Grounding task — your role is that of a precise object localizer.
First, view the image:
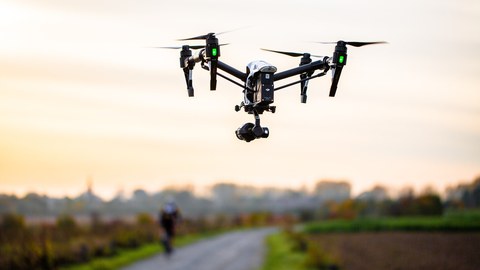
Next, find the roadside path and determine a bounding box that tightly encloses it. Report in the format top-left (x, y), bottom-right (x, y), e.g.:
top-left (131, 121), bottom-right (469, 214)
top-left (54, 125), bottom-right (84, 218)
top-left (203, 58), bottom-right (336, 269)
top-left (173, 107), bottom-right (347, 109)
top-left (121, 228), bottom-right (276, 270)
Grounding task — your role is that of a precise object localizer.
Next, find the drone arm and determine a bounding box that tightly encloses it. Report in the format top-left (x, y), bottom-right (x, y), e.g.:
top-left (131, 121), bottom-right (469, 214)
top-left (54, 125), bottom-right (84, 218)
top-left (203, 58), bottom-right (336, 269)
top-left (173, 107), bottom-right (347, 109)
top-left (183, 49), bottom-right (205, 67)
top-left (217, 60), bottom-right (247, 82)
top-left (217, 72), bottom-right (246, 89)
top-left (183, 50), bottom-right (246, 82)
top-left (275, 70), bottom-right (328, 91)
top-left (273, 58), bottom-right (329, 81)
top-left (182, 50), bottom-right (246, 89)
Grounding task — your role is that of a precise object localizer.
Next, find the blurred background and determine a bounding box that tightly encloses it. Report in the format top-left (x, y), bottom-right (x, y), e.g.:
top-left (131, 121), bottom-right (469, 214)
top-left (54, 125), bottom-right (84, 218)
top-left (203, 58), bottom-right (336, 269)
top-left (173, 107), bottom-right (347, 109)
top-left (0, 0), bottom-right (479, 269)
top-left (1, 0), bottom-right (479, 197)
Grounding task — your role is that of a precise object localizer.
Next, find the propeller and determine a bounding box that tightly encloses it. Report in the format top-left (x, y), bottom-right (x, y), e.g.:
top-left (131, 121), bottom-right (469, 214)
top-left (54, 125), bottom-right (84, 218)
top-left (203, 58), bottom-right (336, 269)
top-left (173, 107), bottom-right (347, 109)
top-left (319, 40), bottom-right (386, 96)
top-left (173, 35), bottom-right (233, 91)
top-left (177, 27), bottom-right (248, 41)
top-left (178, 33), bottom-right (215, 41)
top-left (261, 48), bottom-right (325, 58)
top-left (316, 41), bottom-right (387, 47)
top-left (151, 44), bottom-right (229, 50)
top-left (152, 45), bottom-right (205, 50)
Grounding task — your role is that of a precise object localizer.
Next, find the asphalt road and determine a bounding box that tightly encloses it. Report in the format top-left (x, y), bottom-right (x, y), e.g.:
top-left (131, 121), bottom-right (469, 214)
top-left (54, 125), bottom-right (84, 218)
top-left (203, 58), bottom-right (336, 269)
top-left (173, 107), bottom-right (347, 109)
top-left (121, 228), bottom-right (276, 270)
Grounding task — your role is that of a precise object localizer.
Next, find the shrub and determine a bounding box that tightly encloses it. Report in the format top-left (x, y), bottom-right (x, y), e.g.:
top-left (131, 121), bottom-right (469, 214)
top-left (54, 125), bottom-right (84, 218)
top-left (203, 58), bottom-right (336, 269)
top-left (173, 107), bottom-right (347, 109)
top-left (1, 213), bottom-right (25, 232)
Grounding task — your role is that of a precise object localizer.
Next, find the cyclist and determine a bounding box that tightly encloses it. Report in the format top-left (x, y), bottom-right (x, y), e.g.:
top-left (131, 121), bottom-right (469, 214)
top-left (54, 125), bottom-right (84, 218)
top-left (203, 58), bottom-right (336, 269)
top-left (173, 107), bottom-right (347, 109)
top-left (159, 198), bottom-right (181, 255)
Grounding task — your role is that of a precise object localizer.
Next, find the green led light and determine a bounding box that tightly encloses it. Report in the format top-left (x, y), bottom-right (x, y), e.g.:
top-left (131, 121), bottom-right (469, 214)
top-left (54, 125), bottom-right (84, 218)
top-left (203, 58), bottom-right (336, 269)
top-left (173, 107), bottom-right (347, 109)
top-left (212, 48), bottom-right (217, 57)
top-left (339, 55), bottom-right (345, 64)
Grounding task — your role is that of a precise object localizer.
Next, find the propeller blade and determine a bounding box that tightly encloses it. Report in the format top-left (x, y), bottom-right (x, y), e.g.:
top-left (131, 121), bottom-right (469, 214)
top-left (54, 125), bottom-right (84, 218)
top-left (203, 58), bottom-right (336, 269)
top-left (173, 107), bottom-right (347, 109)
top-left (178, 27), bottom-right (250, 41)
top-left (316, 42), bottom-right (337, 45)
top-left (152, 45), bottom-right (205, 50)
top-left (151, 44), bottom-right (229, 50)
top-left (344, 41), bottom-right (388, 47)
top-left (178, 34), bottom-right (211, 41)
top-left (262, 48), bottom-right (304, 57)
top-left (316, 41), bottom-right (387, 47)
top-left (216, 26), bottom-right (251, 36)
top-left (261, 48), bottom-right (325, 58)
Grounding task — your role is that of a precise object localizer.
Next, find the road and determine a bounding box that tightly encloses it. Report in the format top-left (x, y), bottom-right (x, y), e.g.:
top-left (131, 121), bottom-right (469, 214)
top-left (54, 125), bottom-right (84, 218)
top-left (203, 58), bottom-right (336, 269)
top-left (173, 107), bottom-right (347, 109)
top-left (121, 228), bottom-right (276, 270)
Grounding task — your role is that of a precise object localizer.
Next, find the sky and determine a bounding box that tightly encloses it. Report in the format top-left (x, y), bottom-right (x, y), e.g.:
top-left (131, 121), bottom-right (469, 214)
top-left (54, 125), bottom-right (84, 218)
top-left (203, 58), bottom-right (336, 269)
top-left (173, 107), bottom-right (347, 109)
top-left (0, 0), bottom-right (479, 198)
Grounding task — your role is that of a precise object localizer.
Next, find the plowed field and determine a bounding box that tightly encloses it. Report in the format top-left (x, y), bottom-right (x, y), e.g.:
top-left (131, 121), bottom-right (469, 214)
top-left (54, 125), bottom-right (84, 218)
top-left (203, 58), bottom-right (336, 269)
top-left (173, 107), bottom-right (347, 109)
top-left (310, 232), bottom-right (480, 270)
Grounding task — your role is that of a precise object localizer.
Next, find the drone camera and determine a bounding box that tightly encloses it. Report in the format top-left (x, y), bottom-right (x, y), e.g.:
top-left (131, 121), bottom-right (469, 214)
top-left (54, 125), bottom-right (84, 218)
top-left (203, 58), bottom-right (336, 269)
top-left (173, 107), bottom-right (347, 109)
top-left (235, 123), bottom-right (255, 142)
top-left (261, 127), bottom-right (269, 138)
top-left (235, 123), bottom-right (269, 142)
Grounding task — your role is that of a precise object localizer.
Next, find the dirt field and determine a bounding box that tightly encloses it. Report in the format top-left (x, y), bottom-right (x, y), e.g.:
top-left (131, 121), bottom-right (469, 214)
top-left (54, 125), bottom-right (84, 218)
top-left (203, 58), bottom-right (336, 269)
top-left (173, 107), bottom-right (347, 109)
top-left (310, 232), bottom-right (480, 270)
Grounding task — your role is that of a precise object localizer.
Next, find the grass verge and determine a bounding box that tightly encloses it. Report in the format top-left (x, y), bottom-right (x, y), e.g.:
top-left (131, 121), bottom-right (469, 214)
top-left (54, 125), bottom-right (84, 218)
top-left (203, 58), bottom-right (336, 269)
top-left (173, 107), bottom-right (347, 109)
top-left (260, 232), bottom-right (308, 270)
top-left (61, 232), bottom-right (220, 270)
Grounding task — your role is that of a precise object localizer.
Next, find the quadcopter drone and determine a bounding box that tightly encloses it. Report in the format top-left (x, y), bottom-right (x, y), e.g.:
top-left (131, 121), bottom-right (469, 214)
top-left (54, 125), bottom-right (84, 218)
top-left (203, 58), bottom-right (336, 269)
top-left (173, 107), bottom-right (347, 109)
top-left (161, 32), bottom-right (385, 142)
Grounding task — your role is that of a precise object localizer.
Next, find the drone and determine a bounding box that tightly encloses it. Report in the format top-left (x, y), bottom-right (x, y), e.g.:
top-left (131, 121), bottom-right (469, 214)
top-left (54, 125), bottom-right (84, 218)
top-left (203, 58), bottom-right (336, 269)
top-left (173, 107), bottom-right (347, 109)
top-left (160, 32), bottom-right (386, 142)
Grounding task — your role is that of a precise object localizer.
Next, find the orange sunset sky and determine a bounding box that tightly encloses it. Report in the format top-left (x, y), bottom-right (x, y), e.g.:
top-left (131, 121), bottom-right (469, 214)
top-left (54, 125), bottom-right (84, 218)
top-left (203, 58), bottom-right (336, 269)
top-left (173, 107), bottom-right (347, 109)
top-left (1, 0), bottom-right (479, 198)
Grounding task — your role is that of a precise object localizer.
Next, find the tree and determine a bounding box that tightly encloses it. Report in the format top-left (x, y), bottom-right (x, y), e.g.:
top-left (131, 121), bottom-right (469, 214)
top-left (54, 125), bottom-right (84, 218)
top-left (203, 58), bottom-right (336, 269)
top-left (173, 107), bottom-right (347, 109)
top-left (1, 213), bottom-right (25, 235)
top-left (56, 214), bottom-right (78, 234)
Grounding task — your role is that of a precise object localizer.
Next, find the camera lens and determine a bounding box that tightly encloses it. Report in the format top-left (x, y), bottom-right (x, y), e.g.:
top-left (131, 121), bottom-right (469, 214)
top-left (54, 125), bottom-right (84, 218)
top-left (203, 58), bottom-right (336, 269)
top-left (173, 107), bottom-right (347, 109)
top-left (262, 127), bottom-right (269, 138)
top-left (235, 123), bottom-right (256, 142)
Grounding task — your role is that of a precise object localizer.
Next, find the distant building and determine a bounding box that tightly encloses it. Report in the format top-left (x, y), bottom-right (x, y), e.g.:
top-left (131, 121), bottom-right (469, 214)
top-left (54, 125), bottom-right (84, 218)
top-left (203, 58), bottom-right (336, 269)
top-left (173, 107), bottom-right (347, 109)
top-left (314, 180), bottom-right (351, 202)
top-left (76, 177), bottom-right (103, 211)
top-left (357, 186), bottom-right (389, 201)
top-left (212, 183), bottom-right (238, 206)
top-left (446, 176), bottom-right (480, 208)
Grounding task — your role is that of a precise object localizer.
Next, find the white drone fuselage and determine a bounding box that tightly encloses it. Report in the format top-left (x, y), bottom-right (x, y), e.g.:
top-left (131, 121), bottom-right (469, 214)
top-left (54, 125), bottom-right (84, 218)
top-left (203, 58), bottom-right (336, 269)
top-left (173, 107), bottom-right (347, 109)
top-left (244, 60), bottom-right (277, 106)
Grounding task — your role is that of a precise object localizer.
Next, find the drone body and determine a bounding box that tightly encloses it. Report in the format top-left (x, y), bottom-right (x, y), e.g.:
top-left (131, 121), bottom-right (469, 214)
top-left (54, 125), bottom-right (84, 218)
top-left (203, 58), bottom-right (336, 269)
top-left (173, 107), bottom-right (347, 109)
top-left (166, 33), bottom-right (385, 142)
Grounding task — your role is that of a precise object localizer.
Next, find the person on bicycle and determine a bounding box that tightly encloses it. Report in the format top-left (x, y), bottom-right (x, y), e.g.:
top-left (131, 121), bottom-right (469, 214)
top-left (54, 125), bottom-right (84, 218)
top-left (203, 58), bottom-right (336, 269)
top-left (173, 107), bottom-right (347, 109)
top-left (159, 197), bottom-right (181, 254)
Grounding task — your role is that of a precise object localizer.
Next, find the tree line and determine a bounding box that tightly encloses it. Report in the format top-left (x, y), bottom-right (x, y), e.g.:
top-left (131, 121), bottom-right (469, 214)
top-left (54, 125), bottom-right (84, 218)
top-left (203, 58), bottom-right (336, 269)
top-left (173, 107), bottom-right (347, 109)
top-left (1, 176), bottom-right (479, 221)
top-left (1, 176), bottom-right (479, 269)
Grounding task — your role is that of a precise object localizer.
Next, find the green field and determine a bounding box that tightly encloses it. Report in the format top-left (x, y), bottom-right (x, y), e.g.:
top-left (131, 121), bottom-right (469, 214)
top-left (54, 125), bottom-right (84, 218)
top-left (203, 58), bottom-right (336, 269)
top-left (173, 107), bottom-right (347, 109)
top-left (261, 211), bottom-right (480, 270)
top-left (303, 213), bottom-right (480, 233)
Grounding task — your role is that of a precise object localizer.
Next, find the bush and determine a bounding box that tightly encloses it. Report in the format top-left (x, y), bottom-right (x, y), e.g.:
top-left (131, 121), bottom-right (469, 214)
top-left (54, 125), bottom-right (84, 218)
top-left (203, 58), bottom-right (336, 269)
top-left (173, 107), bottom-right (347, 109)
top-left (304, 243), bottom-right (340, 270)
top-left (1, 213), bottom-right (25, 232)
top-left (57, 215), bottom-right (78, 232)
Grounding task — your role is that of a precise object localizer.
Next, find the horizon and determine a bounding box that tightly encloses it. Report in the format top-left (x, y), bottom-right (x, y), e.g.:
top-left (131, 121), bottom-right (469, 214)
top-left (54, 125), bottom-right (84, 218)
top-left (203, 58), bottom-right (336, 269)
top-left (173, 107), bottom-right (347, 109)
top-left (2, 174), bottom-right (478, 201)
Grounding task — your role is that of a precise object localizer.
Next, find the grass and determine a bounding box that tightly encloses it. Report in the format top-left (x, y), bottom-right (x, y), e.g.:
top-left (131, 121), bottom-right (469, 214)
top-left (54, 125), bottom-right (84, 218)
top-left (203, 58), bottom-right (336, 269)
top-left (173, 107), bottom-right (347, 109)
top-left (261, 212), bottom-right (480, 270)
top-left (61, 232), bottom-right (221, 270)
top-left (62, 244), bottom-right (161, 270)
top-left (303, 212), bottom-right (480, 233)
top-left (443, 208), bottom-right (480, 220)
top-left (259, 232), bottom-right (308, 270)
